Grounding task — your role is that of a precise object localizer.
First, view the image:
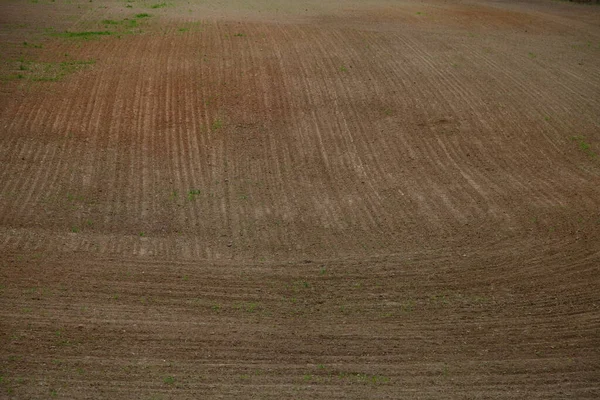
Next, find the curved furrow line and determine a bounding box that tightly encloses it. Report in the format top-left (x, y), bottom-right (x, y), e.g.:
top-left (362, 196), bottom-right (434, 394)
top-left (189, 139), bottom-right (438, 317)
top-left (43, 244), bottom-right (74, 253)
top-left (315, 27), bottom-right (396, 231)
top-left (353, 33), bottom-right (480, 235)
top-left (164, 32), bottom-right (191, 240)
top-left (59, 38), bottom-right (127, 243)
top-left (464, 42), bottom-right (595, 137)
top-left (199, 21), bottom-right (228, 250)
top-left (8, 143), bottom-right (53, 225)
top-left (466, 66), bottom-right (595, 176)
top-left (528, 54), bottom-right (600, 112)
top-left (0, 90), bottom-right (37, 139)
top-left (392, 32), bottom-right (588, 228)
top-left (184, 30), bottom-right (211, 256)
top-left (236, 22), bottom-right (285, 254)
top-left (76, 38), bottom-right (131, 228)
top-left (131, 36), bottom-right (167, 253)
top-left (185, 39), bottom-right (208, 241)
top-left (0, 99), bottom-right (51, 214)
top-left (163, 34), bottom-right (201, 257)
top-left (327, 29), bottom-right (399, 174)
top-left (266, 22), bottom-right (320, 223)
top-left (4, 48), bottom-right (106, 229)
top-left (298, 27), bottom-right (373, 234)
top-left (180, 30), bottom-right (209, 260)
top-left (237, 23), bottom-right (276, 251)
top-left (102, 40), bottom-right (150, 246)
top-left (250, 22), bottom-right (300, 253)
top-left (372, 33), bottom-right (482, 231)
top-left (211, 20), bottom-right (237, 258)
top-left (225, 22), bottom-right (260, 256)
top-left (266, 24), bottom-right (339, 236)
top-left (136, 56), bottom-right (157, 234)
top-left (347, 29), bottom-right (430, 202)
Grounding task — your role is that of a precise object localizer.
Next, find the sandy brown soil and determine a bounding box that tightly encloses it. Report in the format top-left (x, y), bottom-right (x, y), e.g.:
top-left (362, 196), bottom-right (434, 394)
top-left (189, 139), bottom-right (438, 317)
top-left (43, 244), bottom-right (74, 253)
top-left (1, 0), bottom-right (599, 398)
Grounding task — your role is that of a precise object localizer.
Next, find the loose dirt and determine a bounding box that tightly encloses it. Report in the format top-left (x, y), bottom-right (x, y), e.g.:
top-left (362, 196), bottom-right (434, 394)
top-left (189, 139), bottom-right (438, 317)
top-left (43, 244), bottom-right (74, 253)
top-left (1, 0), bottom-right (599, 398)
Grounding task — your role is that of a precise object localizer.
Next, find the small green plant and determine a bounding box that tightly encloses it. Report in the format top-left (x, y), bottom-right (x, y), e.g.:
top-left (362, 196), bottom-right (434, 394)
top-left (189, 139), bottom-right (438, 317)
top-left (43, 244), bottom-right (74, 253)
top-left (102, 19), bottom-right (119, 25)
top-left (570, 135), bottom-right (597, 158)
top-left (339, 65), bottom-right (348, 72)
top-left (123, 19), bottom-right (138, 28)
top-left (401, 300), bottom-right (415, 312)
top-left (211, 303), bottom-right (221, 312)
top-left (442, 364), bottom-right (450, 377)
top-left (188, 189), bottom-right (201, 200)
top-left (163, 376), bottom-right (175, 385)
top-left (71, 226), bottom-right (79, 233)
top-left (430, 294), bottom-right (448, 306)
top-left (139, 232), bottom-right (145, 237)
top-left (212, 118), bottom-right (223, 130)
top-left (23, 42), bottom-right (43, 48)
top-left (151, 2), bottom-right (167, 9)
top-left (528, 52), bottom-right (537, 58)
top-left (233, 33), bottom-right (246, 37)
top-left (135, 13), bottom-right (151, 18)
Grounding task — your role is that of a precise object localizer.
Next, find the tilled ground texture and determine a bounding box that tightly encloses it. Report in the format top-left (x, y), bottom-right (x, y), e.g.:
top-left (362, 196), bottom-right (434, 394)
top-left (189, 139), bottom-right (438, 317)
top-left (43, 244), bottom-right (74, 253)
top-left (0, 0), bottom-right (599, 398)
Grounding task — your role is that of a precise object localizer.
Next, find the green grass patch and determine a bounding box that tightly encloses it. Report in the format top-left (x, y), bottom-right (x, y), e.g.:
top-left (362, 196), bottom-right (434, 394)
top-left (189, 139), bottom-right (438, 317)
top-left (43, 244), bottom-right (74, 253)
top-left (53, 31), bottom-right (114, 39)
top-left (2, 59), bottom-right (96, 82)
top-left (135, 13), bottom-right (151, 18)
top-left (150, 2), bottom-right (167, 8)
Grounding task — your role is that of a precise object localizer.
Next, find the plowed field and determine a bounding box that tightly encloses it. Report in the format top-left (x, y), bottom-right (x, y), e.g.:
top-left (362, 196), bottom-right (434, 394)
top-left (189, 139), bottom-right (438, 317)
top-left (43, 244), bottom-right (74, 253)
top-left (1, 0), bottom-right (599, 398)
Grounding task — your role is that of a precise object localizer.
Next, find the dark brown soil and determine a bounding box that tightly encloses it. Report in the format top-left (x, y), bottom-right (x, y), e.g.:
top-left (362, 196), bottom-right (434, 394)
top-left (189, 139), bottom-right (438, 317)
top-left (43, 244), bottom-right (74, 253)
top-left (1, 0), bottom-right (599, 398)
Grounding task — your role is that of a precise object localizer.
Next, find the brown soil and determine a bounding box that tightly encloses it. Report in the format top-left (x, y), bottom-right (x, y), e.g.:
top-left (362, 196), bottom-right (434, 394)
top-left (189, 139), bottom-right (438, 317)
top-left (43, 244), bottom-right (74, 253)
top-left (1, 0), bottom-right (599, 398)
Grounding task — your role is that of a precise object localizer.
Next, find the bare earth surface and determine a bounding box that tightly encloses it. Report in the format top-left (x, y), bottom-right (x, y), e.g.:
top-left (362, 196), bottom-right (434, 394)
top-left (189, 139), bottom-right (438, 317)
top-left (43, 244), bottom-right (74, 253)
top-left (0, 0), bottom-right (599, 398)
